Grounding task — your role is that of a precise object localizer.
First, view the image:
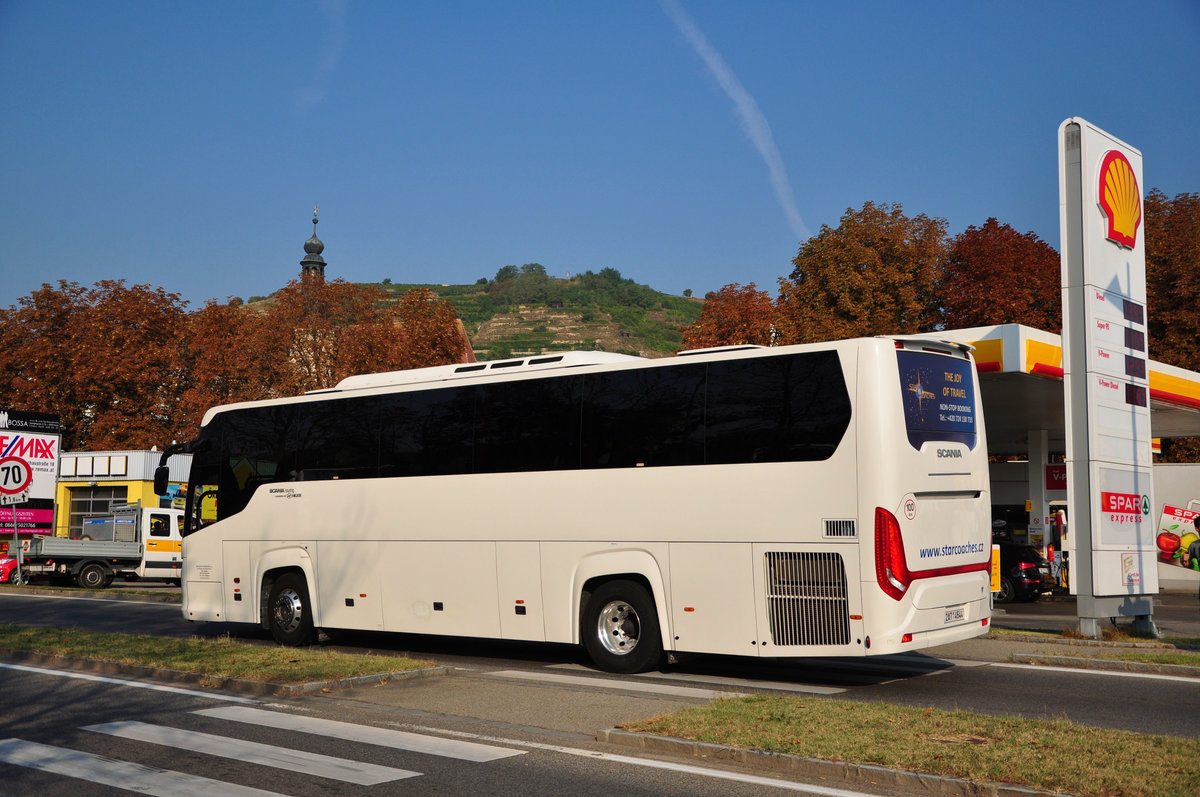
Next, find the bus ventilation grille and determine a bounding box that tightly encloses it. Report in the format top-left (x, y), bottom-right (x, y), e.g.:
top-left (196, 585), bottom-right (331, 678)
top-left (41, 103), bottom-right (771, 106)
top-left (765, 552), bottom-right (851, 646)
top-left (823, 519), bottom-right (856, 538)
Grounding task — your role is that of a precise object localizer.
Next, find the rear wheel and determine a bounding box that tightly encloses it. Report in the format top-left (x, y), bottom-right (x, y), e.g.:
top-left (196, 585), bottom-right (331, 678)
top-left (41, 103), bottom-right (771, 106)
top-left (77, 562), bottom-right (108, 589)
top-left (267, 573), bottom-right (316, 646)
top-left (582, 580), bottom-right (663, 674)
top-left (996, 575), bottom-right (1015, 604)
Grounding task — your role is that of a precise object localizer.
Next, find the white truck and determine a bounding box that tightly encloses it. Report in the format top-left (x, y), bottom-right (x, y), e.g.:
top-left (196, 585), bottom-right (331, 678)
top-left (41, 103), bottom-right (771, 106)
top-left (21, 503), bottom-right (183, 588)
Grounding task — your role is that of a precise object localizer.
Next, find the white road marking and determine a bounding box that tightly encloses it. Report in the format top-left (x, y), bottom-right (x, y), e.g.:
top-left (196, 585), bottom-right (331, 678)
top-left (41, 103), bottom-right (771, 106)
top-left (636, 670), bottom-right (846, 695)
top-left (84, 721), bottom-right (419, 785)
top-left (194, 705), bottom-right (523, 762)
top-left (993, 661), bottom-right (1200, 684)
top-left (0, 738), bottom-right (282, 797)
top-left (488, 668), bottom-right (742, 699)
top-left (0, 662), bottom-right (257, 703)
top-left (0, 592), bottom-right (175, 606)
top-left (396, 725), bottom-right (881, 797)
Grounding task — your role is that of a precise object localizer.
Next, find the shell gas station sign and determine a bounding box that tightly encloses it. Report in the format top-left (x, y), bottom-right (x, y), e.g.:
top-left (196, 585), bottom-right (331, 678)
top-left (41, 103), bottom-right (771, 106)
top-left (1059, 118), bottom-right (1157, 630)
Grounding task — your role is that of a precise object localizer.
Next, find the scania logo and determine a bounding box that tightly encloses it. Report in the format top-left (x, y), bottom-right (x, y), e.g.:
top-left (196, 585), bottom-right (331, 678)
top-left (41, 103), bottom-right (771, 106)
top-left (936, 449), bottom-right (963, 459)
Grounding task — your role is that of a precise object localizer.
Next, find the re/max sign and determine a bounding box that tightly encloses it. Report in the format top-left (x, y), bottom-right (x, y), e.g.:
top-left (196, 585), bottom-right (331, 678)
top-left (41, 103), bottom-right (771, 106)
top-left (0, 435), bottom-right (56, 460)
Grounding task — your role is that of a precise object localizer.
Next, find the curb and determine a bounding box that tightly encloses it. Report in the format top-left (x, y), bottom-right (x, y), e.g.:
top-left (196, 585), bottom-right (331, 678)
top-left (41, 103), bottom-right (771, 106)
top-left (0, 648), bottom-right (450, 696)
top-left (1011, 653), bottom-right (1200, 678)
top-left (601, 730), bottom-right (1059, 797)
top-left (0, 584), bottom-right (181, 604)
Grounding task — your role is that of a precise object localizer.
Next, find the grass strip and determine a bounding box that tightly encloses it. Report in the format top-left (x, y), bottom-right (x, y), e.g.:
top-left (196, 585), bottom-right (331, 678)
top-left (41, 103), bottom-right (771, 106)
top-left (624, 695), bottom-right (1198, 797)
top-left (0, 624), bottom-right (433, 684)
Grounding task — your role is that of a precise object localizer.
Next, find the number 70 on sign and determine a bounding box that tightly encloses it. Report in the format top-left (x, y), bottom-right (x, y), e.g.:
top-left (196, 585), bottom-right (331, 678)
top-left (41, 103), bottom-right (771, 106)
top-left (0, 456), bottom-right (33, 497)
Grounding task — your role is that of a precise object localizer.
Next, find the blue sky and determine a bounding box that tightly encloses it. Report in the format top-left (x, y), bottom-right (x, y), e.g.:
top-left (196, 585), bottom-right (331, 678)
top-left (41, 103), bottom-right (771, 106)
top-left (2, 1), bottom-right (1198, 310)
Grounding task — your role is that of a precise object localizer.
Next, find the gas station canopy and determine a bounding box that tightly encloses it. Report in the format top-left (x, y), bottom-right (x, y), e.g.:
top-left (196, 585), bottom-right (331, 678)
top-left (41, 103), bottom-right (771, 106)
top-left (923, 324), bottom-right (1200, 457)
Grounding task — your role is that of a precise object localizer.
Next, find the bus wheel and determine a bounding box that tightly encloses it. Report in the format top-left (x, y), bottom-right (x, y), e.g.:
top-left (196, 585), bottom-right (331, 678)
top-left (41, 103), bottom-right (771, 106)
top-left (582, 580), bottom-right (662, 674)
top-left (77, 563), bottom-right (108, 589)
top-left (268, 573), bottom-right (316, 646)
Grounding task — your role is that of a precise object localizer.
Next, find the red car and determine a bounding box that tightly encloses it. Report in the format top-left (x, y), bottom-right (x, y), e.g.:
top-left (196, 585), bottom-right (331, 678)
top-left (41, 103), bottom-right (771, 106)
top-left (0, 557), bottom-right (26, 585)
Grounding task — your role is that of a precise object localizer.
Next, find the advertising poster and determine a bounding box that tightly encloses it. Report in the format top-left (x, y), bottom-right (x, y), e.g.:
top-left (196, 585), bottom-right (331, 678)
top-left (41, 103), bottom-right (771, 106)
top-left (1157, 503), bottom-right (1200, 569)
top-left (0, 410), bottom-right (62, 536)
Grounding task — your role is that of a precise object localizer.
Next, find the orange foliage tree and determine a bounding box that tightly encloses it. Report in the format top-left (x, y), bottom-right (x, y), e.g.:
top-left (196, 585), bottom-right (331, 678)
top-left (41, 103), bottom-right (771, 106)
top-left (0, 280), bottom-right (188, 450)
top-left (939, 218), bottom-right (1062, 333)
top-left (776, 201), bottom-right (946, 344)
top-left (0, 278), bottom-right (469, 450)
top-left (1145, 188), bottom-right (1200, 462)
top-left (680, 283), bottom-right (776, 349)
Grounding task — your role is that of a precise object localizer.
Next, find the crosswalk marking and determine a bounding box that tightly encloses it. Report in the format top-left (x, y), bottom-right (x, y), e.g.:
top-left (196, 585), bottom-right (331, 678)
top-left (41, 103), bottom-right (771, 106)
top-left (194, 705), bottom-right (524, 762)
top-left (83, 721), bottom-right (419, 785)
top-left (0, 738), bottom-right (284, 797)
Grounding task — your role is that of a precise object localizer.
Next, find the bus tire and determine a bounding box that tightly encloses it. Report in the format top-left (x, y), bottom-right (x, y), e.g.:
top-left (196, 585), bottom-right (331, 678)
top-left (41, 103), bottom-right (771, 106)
top-left (582, 579), bottom-right (662, 674)
top-left (77, 563), bottom-right (108, 589)
top-left (267, 573), bottom-right (316, 646)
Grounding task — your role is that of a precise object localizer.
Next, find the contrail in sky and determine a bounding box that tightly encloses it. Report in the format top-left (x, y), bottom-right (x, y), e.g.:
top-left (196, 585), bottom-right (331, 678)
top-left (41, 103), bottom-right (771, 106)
top-left (294, 0), bottom-right (349, 111)
top-left (659, 0), bottom-right (810, 242)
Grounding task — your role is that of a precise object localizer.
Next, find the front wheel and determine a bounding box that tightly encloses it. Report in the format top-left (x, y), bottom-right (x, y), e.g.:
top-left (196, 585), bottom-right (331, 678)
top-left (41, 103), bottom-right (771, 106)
top-left (267, 573), bottom-right (317, 646)
top-left (582, 580), bottom-right (663, 674)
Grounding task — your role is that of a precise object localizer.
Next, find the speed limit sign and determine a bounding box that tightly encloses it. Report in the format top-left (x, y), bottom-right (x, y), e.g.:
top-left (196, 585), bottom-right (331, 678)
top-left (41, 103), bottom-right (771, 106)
top-left (0, 456), bottom-right (33, 496)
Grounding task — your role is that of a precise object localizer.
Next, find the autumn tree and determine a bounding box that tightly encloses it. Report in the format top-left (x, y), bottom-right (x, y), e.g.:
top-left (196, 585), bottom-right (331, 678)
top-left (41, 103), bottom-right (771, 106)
top-left (680, 283), bottom-right (776, 349)
top-left (0, 280), bottom-right (188, 450)
top-left (174, 297), bottom-right (283, 431)
top-left (776, 201), bottom-right (946, 344)
top-left (172, 281), bottom-right (469, 439)
top-left (939, 218), bottom-right (1062, 333)
top-left (253, 278), bottom-right (411, 396)
top-left (1145, 188), bottom-right (1200, 462)
top-left (389, 288), bottom-right (473, 369)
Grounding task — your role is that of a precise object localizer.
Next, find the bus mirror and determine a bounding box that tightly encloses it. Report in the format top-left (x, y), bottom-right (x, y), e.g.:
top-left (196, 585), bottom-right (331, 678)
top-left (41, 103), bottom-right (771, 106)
top-left (153, 465), bottom-right (170, 497)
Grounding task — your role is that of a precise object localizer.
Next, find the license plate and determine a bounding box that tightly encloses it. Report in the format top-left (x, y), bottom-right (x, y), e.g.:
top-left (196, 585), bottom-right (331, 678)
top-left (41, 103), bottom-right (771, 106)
top-left (945, 606), bottom-right (965, 623)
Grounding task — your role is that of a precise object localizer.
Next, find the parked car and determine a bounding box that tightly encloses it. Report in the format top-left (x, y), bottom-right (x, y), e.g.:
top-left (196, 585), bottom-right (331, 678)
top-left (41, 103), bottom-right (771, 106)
top-left (0, 557), bottom-right (24, 585)
top-left (994, 542), bottom-right (1054, 603)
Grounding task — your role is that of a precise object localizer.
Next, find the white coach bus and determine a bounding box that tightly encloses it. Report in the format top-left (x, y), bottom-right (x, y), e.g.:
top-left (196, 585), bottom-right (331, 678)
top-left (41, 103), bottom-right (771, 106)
top-left (156, 336), bottom-right (992, 673)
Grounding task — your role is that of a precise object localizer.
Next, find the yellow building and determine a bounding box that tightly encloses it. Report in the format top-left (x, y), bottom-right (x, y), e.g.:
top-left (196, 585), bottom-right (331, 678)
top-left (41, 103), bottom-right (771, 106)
top-left (55, 450), bottom-right (191, 539)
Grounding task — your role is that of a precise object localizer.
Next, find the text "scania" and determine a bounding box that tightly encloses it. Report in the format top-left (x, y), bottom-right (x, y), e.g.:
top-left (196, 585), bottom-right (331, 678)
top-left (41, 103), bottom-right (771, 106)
top-left (936, 449), bottom-right (963, 458)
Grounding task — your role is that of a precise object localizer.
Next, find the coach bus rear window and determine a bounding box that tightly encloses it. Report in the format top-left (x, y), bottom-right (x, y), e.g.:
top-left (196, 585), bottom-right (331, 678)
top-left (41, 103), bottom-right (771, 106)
top-left (897, 350), bottom-right (977, 450)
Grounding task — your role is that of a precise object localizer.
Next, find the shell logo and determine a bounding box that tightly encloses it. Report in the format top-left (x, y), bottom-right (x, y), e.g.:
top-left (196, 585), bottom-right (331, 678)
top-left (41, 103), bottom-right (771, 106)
top-left (1097, 150), bottom-right (1141, 249)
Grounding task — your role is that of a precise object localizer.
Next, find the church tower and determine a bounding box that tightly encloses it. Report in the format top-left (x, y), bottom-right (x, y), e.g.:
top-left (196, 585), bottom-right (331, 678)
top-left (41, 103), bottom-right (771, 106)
top-left (300, 205), bottom-right (327, 282)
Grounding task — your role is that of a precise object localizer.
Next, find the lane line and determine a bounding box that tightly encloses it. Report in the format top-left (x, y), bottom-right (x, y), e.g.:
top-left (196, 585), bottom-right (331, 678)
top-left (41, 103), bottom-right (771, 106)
top-left (488, 669), bottom-right (741, 699)
top-left (0, 738), bottom-right (282, 797)
top-left (992, 661), bottom-right (1200, 684)
top-left (395, 724), bottom-right (878, 797)
top-left (548, 662), bottom-right (848, 694)
top-left (84, 721), bottom-right (419, 785)
top-left (0, 592), bottom-right (178, 606)
top-left (194, 706), bottom-right (523, 762)
top-left (0, 662), bottom-right (257, 703)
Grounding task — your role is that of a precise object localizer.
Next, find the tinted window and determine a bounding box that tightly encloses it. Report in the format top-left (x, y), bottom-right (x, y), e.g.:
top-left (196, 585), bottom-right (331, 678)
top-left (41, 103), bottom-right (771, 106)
top-left (897, 350), bottom-right (977, 449)
top-left (294, 395), bottom-right (382, 481)
top-left (582, 364), bottom-right (705, 468)
top-left (194, 350), bottom-right (854, 530)
top-left (476, 377), bottom-right (581, 472)
top-left (378, 387), bottom-right (475, 477)
top-left (705, 352), bottom-right (850, 463)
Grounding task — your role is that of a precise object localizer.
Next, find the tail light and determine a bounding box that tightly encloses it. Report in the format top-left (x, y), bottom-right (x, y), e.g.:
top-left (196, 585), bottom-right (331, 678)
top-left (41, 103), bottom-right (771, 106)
top-left (875, 507), bottom-right (910, 600)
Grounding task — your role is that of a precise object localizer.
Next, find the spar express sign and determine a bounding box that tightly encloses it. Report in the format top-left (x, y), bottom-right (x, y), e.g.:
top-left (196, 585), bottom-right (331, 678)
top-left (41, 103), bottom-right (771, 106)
top-left (1100, 490), bottom-right (1150, 525)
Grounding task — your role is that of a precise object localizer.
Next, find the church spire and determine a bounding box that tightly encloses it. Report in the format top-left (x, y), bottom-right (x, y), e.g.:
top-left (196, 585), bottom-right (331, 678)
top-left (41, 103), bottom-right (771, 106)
top-left (300, 204), bottom-right (326, 281)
